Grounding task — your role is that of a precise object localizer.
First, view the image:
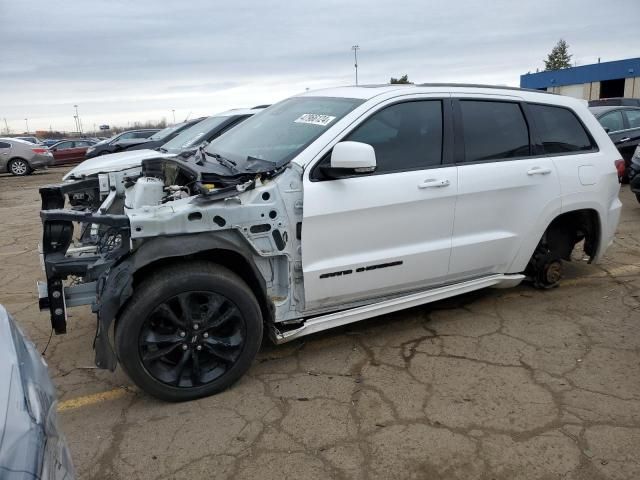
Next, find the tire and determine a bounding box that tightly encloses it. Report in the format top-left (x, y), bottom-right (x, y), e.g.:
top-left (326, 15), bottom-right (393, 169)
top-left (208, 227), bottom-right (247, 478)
top-left (115, 262), bottom-right (263, 402)
top-left (8, 158), bottom-right (31, 176)
top-left (636, 193), bottom-right (640, 204)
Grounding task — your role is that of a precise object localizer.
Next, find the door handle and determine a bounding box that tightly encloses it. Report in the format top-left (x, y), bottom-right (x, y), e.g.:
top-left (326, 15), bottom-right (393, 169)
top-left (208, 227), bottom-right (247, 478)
top-left (527, 167), bottom-right (552, 176)
top-left (418, 178), bottom-right (450, 188)
top-left (616, 137), bottom-right (631, 143)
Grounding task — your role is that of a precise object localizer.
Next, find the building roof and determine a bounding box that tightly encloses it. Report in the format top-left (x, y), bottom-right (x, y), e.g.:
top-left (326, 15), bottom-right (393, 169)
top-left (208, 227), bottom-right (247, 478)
top-left (520, 57), bottom-right (640, 89)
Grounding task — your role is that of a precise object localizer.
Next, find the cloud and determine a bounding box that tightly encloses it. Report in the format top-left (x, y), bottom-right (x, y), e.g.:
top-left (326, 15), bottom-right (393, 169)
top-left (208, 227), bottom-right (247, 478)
top-left (1, 0), bottom-right (638, 132)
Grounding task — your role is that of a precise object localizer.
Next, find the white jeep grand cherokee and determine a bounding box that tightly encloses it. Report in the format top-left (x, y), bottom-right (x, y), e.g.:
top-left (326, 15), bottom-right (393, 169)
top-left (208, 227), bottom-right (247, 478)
top-left (38, 84), bottom-right (621, 401)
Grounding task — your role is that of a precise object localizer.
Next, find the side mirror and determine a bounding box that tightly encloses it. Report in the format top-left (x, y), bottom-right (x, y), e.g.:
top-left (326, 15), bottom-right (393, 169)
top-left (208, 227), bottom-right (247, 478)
top-left (51, 147), bottom-right (57, 152)
top-left (321, 141), bottom-right (376, 179)
top-left (603, 127), bottom-right (611, 133)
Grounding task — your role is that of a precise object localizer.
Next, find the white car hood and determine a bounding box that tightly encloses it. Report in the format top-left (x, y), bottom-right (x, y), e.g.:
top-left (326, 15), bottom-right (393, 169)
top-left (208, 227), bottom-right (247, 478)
top-left (63, 149), bottom-right (173, 180)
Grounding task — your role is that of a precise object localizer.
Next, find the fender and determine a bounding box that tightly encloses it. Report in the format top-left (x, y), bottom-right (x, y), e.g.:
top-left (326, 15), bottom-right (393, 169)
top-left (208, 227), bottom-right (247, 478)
top-left (94, 230), bottom-right (270, 370)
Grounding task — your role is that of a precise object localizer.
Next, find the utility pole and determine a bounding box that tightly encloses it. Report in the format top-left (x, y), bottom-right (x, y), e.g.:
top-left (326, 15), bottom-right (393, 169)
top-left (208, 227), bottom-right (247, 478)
top-left (24, 118), bottom-right (29, 134)
top-left (172, 109), bottom-right (176, 124)
top-left (74, 105), bottom-right (83, 134)
top-left (3, 118), bottom-right (9, 135)
top-left (351, 45), bottom-right (360, 86)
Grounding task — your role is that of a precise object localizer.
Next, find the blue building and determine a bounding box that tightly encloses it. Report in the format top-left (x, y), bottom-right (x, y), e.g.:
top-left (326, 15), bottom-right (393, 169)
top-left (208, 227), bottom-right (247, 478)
top-left (520, 57), bottom-right (640, 100)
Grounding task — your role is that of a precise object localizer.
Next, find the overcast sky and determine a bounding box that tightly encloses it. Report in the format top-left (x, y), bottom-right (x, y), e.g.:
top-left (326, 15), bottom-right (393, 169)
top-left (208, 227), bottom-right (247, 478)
top-left (1, 0), bottom-right (639, 134)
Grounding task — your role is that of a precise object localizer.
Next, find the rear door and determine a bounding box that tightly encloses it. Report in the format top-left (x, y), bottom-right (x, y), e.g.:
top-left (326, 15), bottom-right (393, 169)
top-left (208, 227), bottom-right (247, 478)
top-left (619, 109), bottom-right (640, 162)
top-left (447, 97), bottom-right (562, 280)
top-left (302, 96), bottom-right (458, 310)
top-left (598, 109), bottom-right (633, 162)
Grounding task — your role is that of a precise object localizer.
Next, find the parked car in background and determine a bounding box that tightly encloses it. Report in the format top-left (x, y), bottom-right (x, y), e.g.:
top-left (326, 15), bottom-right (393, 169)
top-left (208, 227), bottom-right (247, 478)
top-left (62, 107), bottom-right (264, 183)
top-left (15, 136), bottom-right (42, 144)
top-left (628, 145), bottom-right (640, 203)
top-left (589, 105), bottom-right (640, 181)
top-left (589, 98), bottom-right (640, 107)
top-left (38, 85), bottom-right (621, 401)
top-left (0, 137), bottom-right (53, 175)
top-left (49, 139), bottom-right (97, 165)
top-left (123, 119), bottom-right (205, 152)
top-left (84, 129), bottom-right (159, 159)
top-left (42, 139), bottom-right (62, 148)
top-left (0, 304), bottom-right (75, 479)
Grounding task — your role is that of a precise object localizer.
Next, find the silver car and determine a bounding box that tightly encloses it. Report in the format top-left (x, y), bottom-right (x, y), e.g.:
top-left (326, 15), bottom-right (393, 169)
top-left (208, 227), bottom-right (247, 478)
top-left (0, 137), bottom-right (54, 176)
top-left (0, 304), bottom-right (75, 479)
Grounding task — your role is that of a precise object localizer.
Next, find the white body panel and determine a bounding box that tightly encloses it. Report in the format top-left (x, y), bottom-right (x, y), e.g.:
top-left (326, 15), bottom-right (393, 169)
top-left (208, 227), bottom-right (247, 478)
top-left (449, 157), bottom-right (561, 278)
top-left (302, 167), bottom-right (458, 310)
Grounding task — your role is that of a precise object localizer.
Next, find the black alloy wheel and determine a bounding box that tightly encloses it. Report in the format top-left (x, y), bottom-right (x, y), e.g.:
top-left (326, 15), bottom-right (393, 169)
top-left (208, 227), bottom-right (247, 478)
top-left (115, 263), bottom-right (263, 401)
top-left (139, 291), bottom-right (246, 388)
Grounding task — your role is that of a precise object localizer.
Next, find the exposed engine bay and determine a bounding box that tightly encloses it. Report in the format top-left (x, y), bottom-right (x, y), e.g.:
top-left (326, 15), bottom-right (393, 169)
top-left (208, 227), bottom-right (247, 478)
top-left (38, 153), bottom-right (305, 369)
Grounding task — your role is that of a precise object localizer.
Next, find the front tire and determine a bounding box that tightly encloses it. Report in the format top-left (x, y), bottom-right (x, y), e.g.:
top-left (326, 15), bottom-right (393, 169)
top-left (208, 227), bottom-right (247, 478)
top-left (115, 262), bottom-right (263, 402)
top-left (8, 158), bottom-right (31, 176)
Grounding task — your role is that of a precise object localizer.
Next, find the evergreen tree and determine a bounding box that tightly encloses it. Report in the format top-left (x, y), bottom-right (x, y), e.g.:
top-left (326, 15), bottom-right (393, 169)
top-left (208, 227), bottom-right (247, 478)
top-left (390, 74), bottom-right (412, 84)
top-left (544, 39), bottom-right (572, 71)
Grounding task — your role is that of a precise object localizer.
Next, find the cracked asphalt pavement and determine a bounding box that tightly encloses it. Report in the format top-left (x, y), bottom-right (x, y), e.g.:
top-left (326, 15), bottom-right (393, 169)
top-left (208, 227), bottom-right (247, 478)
top-left (1, 167), bottom-right (639, 479)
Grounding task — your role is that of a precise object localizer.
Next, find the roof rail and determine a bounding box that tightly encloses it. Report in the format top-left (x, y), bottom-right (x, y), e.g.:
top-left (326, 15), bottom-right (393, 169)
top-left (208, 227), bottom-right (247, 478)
top-left (415, 83), bottom-right (554, 94)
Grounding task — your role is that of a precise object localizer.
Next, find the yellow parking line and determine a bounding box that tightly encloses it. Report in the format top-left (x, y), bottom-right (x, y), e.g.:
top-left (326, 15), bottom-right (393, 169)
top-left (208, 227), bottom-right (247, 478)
top-left (57, 387), bottom-right (129, 412)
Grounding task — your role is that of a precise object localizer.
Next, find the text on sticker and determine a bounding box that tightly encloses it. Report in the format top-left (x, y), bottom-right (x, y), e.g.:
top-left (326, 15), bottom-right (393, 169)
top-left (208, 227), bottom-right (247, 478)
top-left (294, 114), bottom-right (336, 127)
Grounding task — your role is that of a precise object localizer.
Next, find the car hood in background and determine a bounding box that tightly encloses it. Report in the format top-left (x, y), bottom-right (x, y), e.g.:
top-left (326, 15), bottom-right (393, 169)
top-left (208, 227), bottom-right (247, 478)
top-left (63, 149), bottom-right (174, 180)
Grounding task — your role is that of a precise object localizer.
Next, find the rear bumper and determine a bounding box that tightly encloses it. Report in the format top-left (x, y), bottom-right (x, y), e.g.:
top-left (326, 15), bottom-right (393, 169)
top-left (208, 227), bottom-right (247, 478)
top-left (30, 154), bottom-right (54, 169)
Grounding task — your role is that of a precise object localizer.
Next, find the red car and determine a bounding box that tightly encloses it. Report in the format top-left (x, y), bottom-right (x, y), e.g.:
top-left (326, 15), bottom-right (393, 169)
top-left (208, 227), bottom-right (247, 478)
top-left (49, 139), bottom-right (97, 165)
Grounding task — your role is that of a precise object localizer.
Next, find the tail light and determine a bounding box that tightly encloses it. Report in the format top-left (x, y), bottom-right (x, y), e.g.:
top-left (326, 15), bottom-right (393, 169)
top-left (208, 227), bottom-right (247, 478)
top-left (32, 148), bottom-right (49, 154)
top-left (614, 159), bottom-right (625, 181)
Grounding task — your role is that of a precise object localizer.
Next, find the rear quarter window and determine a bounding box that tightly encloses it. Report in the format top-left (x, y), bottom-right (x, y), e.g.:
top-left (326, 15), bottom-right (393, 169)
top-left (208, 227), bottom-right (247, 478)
top-left (0, 141), bottom-right (11, 149)
top-left (529, 104), bottom-right (596, 154)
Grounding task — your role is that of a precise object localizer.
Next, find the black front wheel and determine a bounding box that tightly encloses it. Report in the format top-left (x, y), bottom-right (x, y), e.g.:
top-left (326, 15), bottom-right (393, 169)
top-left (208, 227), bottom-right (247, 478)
top-left (115, 263), bottom-right (263, 402)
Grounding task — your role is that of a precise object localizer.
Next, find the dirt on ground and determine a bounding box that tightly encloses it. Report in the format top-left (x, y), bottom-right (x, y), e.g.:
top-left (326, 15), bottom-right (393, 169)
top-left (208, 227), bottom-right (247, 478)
top-left (1, 167), bottom-right (639, 480)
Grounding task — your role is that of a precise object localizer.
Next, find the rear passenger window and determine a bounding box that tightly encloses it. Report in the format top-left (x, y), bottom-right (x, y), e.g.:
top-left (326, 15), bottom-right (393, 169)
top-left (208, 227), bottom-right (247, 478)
top-left (345, 100), bottom-right (443, 173)
top-left (598, 111), bottom-right (624, 132)
top-left (529, 104), bottom-right (595, 154)
top-left (624, 109), bottom-right (640, 129)
top-left (0, 142), bottom-right (10, 149)
top-left (459, 101), bottom-right (530, 162)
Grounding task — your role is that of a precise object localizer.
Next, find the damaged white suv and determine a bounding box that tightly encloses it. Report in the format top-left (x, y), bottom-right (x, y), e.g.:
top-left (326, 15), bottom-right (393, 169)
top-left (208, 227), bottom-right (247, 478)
top-left (38, 84), bottom-right (621, 401)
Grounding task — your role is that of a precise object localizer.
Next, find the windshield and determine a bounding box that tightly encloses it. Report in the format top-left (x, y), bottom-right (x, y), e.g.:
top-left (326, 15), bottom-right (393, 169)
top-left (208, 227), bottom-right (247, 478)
top-left (148, 123), bottom-right (185, 141)
top-left (161, 116), bottom-right (231, 153)
top-left (204, 96), bottom-right (363, 172)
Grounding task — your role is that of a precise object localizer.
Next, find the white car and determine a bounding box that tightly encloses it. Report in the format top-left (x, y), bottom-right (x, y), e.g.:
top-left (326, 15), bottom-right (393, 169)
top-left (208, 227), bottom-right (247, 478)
top-left (59, 107), bottom-right (264, 212)
top-left (38, 84), bottom-right (621, 401)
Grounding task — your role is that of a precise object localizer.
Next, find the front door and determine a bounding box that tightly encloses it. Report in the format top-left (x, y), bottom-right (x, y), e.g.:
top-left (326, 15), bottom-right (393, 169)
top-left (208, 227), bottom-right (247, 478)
top-left (302, 98), bottom-right (457, 311)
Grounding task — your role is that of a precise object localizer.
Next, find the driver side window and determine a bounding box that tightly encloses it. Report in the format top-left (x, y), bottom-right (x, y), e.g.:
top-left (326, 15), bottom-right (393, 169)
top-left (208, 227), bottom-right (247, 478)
top-left (345, 100), bottom-right (443, 174)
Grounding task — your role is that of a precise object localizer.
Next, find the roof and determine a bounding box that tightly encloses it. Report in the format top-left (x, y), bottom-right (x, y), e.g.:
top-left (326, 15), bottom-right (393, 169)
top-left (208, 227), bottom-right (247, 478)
top-left (520, 57), bottom-right (640, 89)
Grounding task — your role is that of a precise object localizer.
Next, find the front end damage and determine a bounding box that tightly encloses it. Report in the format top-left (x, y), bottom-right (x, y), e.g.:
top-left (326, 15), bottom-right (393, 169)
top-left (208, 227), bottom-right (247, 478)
top-left (38, 155), bottom-right (305, 370)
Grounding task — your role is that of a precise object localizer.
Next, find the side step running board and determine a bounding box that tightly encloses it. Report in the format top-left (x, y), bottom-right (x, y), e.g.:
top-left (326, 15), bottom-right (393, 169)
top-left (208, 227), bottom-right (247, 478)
top-left (272, 274), bottom-right (524, 344)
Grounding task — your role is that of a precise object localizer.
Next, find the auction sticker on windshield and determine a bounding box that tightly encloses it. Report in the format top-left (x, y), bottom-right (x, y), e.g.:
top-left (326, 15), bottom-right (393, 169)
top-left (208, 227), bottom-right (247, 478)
top-left (294, 114), bottom-right (336, 126)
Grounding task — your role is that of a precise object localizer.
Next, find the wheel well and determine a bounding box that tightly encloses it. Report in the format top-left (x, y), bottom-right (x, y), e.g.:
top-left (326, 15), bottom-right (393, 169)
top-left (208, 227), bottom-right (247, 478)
top-left (131, 249), bottom-right (273, 325)
top-left (543, 209), bottom-right (600, 262)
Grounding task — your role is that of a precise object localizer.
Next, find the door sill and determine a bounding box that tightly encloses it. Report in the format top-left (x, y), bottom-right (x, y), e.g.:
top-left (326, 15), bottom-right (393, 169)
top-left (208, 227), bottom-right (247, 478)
top-left (271, 274), bottom-right (524, 344)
